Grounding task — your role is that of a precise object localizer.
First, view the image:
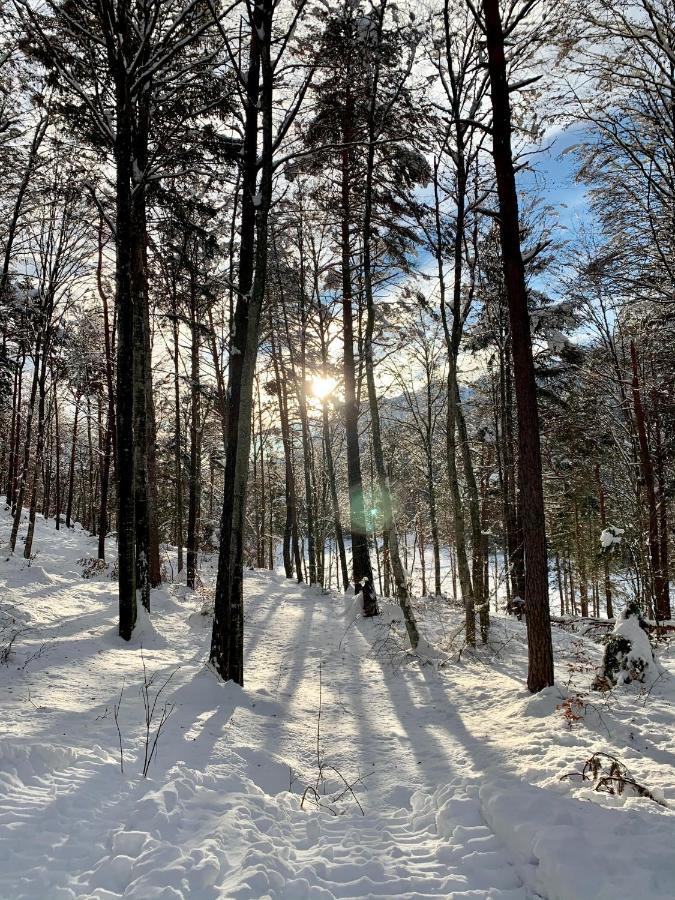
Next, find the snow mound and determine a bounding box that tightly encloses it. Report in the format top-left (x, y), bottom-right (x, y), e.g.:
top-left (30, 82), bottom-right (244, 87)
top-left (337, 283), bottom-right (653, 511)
top-left (596, 601), bottom-right (659, 688)
top-left (480, 776), bottom-right (675, 900)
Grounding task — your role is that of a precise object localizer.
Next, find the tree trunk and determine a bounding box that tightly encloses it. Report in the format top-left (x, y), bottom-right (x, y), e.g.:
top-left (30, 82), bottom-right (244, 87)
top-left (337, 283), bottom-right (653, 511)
top-left (573, 496), bottom-right (589, 617)
top-left (427, 450), bottom-right (442, 597)
top-left (65, 398), bottom-right (79, 529)
top-left (594, 463), bottom-right (613, 618)
top-left (54, 387), bottom-right (61, 530)
top-left (114, 56), bottom-right (137, 640)
top-left (10, 336), bottom-right (41, 552)
top-left (171, 290), bottom-right (184, 573)
top-left (211, 0), bottom-right (274, 685)
top-left (456, 388), bottom-right (488, 641)
top-left (96, 214), bottom-right (116, 563)
top-left (24, 345), bottom-right (50, 558)
top-left (340, 81), bottom-right (376, 615)
top-left (271, 326), bottom-right (302, 581)
top-left (482, 0), bottom-right (554, 690)
top-left (630, 342), bottom-right (669, 620)
top-left (186, 268), bottom-right (201, 590)
top-left (5, 352), bottom-right (23, 508)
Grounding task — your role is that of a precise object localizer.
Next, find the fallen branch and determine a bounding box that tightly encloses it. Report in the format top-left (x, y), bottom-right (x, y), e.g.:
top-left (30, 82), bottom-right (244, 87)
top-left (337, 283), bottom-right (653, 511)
top-left (560, 751), bottom-right (667, 808)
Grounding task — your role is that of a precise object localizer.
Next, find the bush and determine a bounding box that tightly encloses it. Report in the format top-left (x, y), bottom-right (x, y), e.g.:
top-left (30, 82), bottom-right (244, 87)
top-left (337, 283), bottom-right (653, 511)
top-left (594, 600), bottom-right (655, 689)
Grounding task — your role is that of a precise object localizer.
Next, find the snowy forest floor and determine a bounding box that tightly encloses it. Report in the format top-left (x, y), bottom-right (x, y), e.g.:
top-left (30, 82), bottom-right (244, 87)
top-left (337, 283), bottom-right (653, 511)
top-left (1, 509), bottom-right (675, 900)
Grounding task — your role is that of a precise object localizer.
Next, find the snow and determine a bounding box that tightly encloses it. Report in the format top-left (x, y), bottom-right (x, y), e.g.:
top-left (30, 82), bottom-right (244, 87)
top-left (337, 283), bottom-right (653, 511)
top-left (610, 606), bottom-right (658, 685)
top-left (1, 507), bottom-right (674, 899)
top-left (481, 778), bottom-right (675, 900)
top-left (600, 526), bottom-right (624, 549)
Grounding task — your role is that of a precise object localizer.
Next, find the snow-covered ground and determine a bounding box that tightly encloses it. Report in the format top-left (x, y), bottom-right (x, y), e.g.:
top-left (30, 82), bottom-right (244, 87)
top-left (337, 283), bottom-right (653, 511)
top-left (1, 508), bottom-right (674, 899)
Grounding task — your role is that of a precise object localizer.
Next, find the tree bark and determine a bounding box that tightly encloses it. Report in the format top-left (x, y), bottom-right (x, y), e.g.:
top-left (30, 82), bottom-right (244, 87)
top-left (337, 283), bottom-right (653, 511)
top-left (340, 80), bottom-right (376, 614)
top-left (114, 42), bottom-right (138, 639)
top-left (482, 0), bottom-right (554, 690)
top-left (186, 264), bottom-right (201, 590)
top-left (433, 157), bottom-right (475, 644)
top-left (10, 335), bottom-right (42, 552)
top-left (271, 326), bottom-right (302, 581)
top-left (630, 341), bottom-right (668, 619)
top-left (210, 0), bottom-right (274, 685)
top-left (594, 463), bottom-right (613, 618)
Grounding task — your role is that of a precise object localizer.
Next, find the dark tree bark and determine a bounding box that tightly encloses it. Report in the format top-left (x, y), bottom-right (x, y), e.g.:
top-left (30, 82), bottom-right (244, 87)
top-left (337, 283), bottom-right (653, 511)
top-left (186, 265), bottom-right (201, 590)
top-left (630, 341), bottom-right (669, 620)
top-left (594, 463), bottom-right (613, 618)
top-left (5, 351), bottom-right (24, 508)
top-left (65, 397), bottom-right (79, 529)
top-left (97, 216), bottom-right (116, 560)
top-left (573, 496), bottom-right (589, 617)
top-left (24, 340), bottom-right (51, 558)
top-left (210, 0), bottom-right (275, 685)
top-left (114, 39), bottom-right (138, 639)
top-left (278, 244), bottom-right (317, 584)
top-left (270, 325), bottom-right (303, 581)
top-left (482, 0), bottom-right (554, 691)
top-left (171, 286), bottom-right (184, 574)
top-left (131, 99), bottom-right (151, 612)
top-left (10, 335), bottom-right (42, 552)
top-left (54, 386), bottom-right (62, 530)
top-left (340, 82), bottom-right (376, 615)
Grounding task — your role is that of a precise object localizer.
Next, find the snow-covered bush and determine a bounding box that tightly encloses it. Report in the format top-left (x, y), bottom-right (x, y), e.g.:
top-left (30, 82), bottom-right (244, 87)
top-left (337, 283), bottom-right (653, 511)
top-left (594, 600), bottom-right (655, 689)
top-left (600, 525), bottom-right (624, 551)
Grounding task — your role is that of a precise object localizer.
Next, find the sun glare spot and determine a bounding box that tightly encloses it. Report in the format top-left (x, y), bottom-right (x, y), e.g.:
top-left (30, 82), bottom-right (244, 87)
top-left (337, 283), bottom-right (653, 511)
top-left (310, 376), bottom-right (337, 400)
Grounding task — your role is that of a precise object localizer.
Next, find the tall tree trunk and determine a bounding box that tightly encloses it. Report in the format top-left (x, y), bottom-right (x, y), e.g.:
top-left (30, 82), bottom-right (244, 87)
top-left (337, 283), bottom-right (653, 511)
top-left (42, 396), bottom-right (52, 521)
top-left (210, 0), bottom-right (274, 685)
top-left (65, 398), bottom-right (79, 529)
top-left (427, 449), bottom-right (442, 597)
top-left (482, 0), bottom-right (554, 690)
top-left (630, 341), bottom-right (668, 620)
top-left (503, 340), bottom-right (526, 602)
top-left (24, 346), bottom-right (50, 558)
top-left (96, 215), bottom-right (116, 564)
top-left (257, 381), bottom-right (266, 569)
top-left (434, 158), bottom-right (474, 644)
top-left (186, 269), bottom-right (201, 590)
top-left (54, 386), bottom-right (61, 530)
top-left (271, 327), bottom-right (302, 581)
top-left (340, 81), bottom-right (376, 615)
top-left (456, 389), bottom-right (488, 641)
top-left (594, 463), bottom-right (613, 618)
top-left (10, 335), bottom-right (42, 552)
top-left (114, 51), bottom-right (137, 640)
top-left (322, 400), bottom-right (350, 591)
top-left (171, 289), bottom-right (184, 573)
top-left (654, 408), bottom-right (670, 620)
top-left (86, 395), bottom-right (95, 533)
top-left (279, 247), bottom-right (317, 585)
top-left (5, 351), bottom-right (24, 508)
top-left (573, 496), bottom-right (589, 617)
top-left (131, 102), bottom-right (152, 612)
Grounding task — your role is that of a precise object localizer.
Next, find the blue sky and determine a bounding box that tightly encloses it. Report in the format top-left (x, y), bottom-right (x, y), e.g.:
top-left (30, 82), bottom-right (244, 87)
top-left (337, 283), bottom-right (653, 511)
top-left (519, 124), bottom-right (592, 234)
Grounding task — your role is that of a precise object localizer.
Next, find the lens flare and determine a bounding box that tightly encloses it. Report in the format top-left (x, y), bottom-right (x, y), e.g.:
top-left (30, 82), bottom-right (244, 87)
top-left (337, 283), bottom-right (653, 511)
top-left (310, 376), bottom-right (337, 400)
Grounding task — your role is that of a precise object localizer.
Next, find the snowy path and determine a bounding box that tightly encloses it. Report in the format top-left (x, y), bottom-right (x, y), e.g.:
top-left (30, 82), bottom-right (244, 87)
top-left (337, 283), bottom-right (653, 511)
top-left (2, 513), bottom-right (675, 899)
top-left (0, 571), bottom-right (527, 898)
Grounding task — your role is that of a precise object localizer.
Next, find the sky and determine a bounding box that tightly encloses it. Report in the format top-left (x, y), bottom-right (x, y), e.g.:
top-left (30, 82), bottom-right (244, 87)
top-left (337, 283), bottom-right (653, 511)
top-left (520, 124), bottom-right (592, 234)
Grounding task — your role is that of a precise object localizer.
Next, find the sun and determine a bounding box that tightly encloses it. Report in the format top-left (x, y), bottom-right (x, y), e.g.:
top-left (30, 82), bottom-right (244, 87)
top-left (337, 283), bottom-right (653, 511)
top-left (310, 375), bottom-right (337, 400)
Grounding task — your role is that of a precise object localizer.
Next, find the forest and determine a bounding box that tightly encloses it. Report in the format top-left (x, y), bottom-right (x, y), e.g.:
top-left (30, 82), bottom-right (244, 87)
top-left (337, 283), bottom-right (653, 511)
top-left (0, 1), bottom-right (674, 898)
